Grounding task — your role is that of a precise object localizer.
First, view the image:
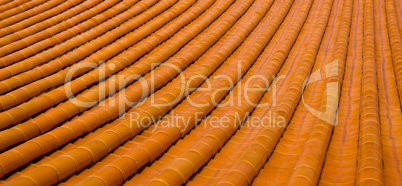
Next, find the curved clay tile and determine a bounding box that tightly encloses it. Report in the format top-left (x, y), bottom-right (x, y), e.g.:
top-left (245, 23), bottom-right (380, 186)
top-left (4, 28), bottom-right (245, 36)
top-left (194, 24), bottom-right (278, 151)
top-left (0, 0), bottom-right (401, 185)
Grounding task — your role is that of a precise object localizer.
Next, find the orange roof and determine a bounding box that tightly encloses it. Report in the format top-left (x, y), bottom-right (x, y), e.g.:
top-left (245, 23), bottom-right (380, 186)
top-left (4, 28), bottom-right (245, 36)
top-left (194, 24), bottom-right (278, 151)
top-left (0, 0), bottom-right (401, 185)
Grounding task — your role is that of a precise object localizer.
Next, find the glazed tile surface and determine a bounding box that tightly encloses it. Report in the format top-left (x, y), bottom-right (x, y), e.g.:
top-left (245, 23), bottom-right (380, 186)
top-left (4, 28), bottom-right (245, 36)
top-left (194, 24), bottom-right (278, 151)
top-left (0, 0), bottom-right (401, 185)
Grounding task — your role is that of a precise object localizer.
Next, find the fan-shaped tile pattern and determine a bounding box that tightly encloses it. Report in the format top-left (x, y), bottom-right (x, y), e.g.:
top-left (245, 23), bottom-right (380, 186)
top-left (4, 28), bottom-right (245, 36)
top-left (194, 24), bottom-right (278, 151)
top-left (0, 0), bottom-right (401, 185)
